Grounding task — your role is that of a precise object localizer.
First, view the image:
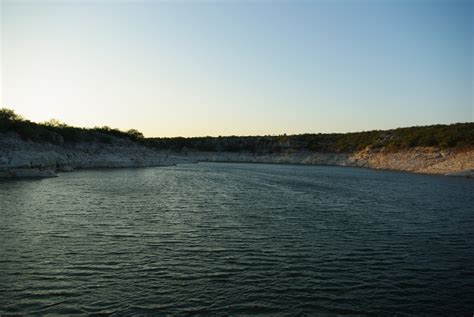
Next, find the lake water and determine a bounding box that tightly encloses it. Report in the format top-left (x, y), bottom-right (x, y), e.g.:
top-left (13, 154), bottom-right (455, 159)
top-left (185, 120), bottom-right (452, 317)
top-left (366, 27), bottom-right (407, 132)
top-left (1, 163), bottom-right (473, 315)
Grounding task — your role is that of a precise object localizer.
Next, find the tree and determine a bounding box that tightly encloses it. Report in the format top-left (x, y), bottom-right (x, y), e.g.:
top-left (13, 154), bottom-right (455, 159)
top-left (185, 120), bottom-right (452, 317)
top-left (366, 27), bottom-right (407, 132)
top-left (0, 108), bottom-right (23, 122)
top-left (42, 118), bottom-right (68, 128)
top-left (127, 129), bottom-right (144, 139)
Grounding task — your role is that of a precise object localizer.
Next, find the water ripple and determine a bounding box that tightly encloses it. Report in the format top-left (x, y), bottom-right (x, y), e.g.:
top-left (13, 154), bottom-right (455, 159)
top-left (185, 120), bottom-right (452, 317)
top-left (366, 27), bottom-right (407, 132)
top-left (1, 163), bottom-right (473, 315)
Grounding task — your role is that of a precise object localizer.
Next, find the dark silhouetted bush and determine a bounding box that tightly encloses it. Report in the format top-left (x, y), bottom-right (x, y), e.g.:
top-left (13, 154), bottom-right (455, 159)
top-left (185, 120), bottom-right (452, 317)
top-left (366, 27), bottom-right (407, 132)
top-left (0, 108), bottom-right (145, 144)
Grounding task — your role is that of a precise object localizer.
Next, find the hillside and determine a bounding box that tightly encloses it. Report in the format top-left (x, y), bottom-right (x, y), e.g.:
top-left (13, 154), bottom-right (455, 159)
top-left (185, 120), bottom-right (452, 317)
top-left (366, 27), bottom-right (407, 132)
top-left (146, 123), bottom-right (474, 153)
top-left (2, 108), bottom-right (473, 152)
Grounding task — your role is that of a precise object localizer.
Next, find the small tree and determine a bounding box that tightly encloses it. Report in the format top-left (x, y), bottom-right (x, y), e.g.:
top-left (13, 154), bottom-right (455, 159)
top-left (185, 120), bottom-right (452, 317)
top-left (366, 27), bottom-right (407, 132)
top-left (127, 129), bottom-right (144, 139)
top-left (0, 108), bottom-right (23, 122)
top-left (43, 118), bottom-right (68, 128)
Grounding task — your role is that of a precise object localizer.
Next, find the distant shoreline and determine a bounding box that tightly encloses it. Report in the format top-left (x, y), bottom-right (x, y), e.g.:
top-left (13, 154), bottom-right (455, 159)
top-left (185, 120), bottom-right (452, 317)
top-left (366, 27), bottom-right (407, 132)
top-left (0, 132), bottom-right (472, 178)
top-left (1, 109), bottom-right (473, 178)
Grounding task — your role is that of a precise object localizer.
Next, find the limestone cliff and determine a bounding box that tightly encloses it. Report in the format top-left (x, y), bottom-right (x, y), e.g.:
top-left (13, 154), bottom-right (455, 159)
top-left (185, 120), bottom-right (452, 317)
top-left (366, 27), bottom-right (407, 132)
top-left (182, 147), bottom-right (474, 177)
top-left (348, 147), bottom-right (474, 176)
top-left (0, 133), bottom-right (190, 178)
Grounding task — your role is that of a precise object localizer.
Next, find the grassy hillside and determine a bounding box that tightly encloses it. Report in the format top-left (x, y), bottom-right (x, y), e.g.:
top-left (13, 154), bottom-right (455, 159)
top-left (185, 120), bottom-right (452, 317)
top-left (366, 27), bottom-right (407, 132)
top-left (1, 108), bottom-right (473, 153)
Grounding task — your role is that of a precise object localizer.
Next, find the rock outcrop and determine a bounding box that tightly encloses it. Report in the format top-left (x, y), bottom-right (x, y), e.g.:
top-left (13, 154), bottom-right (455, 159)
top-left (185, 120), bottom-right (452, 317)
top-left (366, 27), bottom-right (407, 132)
top-left (348, 146), bottom-right (474, 175)
top-left (0, 133), bottom-right (191, 178)
top-left (182, 147), bottom-right (474, 177)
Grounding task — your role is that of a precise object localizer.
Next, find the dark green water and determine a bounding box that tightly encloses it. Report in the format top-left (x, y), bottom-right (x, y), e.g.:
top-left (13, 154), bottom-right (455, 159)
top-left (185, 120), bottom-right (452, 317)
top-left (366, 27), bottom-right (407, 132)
top-left (1, 163), bottom-right (473, 315)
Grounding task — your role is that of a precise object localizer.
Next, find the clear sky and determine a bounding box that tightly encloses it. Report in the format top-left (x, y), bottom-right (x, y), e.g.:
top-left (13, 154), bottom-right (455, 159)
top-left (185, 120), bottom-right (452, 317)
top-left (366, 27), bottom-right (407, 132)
top-left (1, 0), bottom-right (472, 137)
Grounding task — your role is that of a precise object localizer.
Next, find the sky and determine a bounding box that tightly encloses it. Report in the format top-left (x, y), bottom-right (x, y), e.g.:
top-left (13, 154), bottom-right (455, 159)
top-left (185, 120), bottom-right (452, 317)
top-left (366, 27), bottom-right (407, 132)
top-left (0, 0), bottom-right (472, 137)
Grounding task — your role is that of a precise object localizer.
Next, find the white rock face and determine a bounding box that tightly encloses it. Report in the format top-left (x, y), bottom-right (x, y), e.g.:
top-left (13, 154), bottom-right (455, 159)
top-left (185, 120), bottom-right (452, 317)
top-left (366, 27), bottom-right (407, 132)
top-left (181, 147), bottom-right (474, 177)
top-left (348, 147), bottom-right (474, 175)
top-left (0, 133), bottom-right (192, 178)
top-left (1, 132), bottom-right (472, 178)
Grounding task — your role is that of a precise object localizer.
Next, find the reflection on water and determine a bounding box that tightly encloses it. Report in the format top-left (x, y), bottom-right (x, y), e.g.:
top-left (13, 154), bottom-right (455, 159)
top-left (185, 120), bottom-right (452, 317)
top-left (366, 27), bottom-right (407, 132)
top-left (1, 163), bottom-right (473, 315)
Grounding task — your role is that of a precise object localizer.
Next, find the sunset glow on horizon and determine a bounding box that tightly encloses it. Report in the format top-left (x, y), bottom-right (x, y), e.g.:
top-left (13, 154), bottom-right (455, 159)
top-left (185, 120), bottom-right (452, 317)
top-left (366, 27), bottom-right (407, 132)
top-left (1, 0), bottom-right (472, 137)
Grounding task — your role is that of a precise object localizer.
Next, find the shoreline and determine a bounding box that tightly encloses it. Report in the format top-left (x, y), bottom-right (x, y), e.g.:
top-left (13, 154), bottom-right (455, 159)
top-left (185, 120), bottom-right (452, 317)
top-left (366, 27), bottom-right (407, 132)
top-left (1, 132), bottom-right (472, 179)
top-left (2, 154), bottom-right (472, 179)
top-left (194, 161), bottom-right (474, 178)
top-left (179, 148), bottom-right (474, 177)
top-left (2, 160), bottom-right (471, 181)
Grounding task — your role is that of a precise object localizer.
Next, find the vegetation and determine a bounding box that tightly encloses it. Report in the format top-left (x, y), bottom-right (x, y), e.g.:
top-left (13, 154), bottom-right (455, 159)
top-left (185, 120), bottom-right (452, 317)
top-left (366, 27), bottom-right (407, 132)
top-left (1, 108), bottom-right (473, 152)
top-left (0, 108), bottom-right (144, 144)
top-left (145, 123), bottom-right (473, 154)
